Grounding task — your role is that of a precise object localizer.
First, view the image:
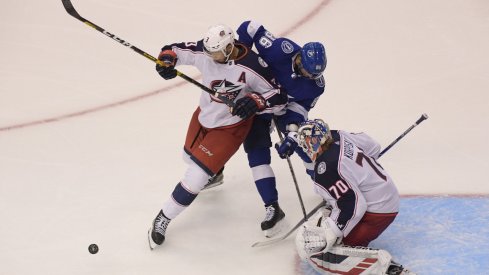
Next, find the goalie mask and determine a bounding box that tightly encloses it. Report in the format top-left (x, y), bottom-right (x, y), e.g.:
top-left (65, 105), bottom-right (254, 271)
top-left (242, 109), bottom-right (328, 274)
top-left (297, 119), bottom-right (332, 160)
top-left (203, 24), bottom-right (235, 63)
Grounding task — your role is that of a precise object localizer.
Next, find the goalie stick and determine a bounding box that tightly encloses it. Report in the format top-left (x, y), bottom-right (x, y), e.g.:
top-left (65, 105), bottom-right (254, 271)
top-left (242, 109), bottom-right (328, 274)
top-left (61, 0), bottom-right (234, 107)
top-left (252, 113), bottom-right (429, 247)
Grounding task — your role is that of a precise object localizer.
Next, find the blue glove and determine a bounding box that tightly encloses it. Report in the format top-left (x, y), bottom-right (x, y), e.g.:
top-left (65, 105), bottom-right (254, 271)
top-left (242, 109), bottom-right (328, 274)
top-left (156, 49), bottom-right (178, 80)
top-left (275, 131), bottom-right (299, 159)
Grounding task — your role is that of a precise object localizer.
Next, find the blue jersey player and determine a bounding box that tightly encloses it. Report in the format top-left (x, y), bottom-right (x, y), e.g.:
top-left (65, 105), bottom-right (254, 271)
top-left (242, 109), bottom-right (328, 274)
top-left (206, 20), bottom-right (327, 237)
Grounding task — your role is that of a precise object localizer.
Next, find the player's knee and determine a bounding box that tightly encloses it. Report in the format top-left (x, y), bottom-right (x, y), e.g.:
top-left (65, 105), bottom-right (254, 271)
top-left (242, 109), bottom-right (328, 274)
top-left (182, 162), bottom-right (212, 192)
top-left (251, 164), bottom-right (275, 181)
top-left (247, 148), bottom-right (271, 167)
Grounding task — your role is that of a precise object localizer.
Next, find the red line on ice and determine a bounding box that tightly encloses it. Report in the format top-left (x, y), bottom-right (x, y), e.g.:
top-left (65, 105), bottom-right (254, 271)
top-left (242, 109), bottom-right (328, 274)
top-left (0, 0), bottom-right (331, 132)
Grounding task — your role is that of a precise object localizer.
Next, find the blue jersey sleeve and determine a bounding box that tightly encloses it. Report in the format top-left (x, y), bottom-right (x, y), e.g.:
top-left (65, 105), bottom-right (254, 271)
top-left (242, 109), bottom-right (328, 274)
top-left (237, 21), bottom-right (300, 62)
top-left (236, 21), bottom-right (256, 48)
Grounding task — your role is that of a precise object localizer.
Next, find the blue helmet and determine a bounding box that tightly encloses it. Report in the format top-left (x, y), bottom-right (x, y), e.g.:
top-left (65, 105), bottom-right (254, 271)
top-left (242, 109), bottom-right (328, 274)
top-left (300, 42), bottom-right (326, 78)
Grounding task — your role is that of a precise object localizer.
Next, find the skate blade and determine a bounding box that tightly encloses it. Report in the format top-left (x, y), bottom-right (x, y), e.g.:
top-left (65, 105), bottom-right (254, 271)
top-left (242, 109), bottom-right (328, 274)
top-left (147, 227), bottom-right (158, 250)
top-left (264, 218), bottom-right (288, 238)
top-left (202, 180), bottom-right (224, 190)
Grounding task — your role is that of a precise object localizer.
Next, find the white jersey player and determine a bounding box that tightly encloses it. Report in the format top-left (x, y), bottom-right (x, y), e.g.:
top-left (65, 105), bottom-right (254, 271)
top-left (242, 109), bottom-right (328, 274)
top-left (293, 119), bottom-right (415, 274)
top-left (148, 24), bottom-right (287, 249)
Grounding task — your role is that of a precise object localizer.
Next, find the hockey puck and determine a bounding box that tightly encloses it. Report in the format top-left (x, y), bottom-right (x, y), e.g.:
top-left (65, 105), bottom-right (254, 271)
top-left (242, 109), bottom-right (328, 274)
top-left (88, 244), bottom-right (99, 254)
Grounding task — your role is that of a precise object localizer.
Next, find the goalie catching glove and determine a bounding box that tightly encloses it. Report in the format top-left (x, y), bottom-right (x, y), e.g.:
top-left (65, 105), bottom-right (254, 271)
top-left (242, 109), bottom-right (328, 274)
top-left (296, 206), bottom-right (341, 259)
top-left (232, 92), bottom-right (266, 119)
top-left (156, 49), bottom-right (178, 80)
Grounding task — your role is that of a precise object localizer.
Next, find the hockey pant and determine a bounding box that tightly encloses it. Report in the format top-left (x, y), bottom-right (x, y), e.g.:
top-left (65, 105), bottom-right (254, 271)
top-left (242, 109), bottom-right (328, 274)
top-left (343, 212), bottom-right (398, 247)
top-left (162, 107), bottom-right (253, 219)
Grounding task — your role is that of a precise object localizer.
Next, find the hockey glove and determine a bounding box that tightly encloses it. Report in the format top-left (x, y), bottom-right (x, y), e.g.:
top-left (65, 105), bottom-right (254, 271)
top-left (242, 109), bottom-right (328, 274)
top-left (156, 50), bottom-right (178, 80)
top-left (232, 92), bottom-right (266, 119)
top-left (275, 131), bottom-right (299, 159)
top-left (301, 219), bottom-right (339, 256)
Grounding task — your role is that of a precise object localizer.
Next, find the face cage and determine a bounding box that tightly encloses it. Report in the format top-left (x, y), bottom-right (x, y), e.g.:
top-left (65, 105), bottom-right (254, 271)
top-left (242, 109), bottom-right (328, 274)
top-left (299, 130), bottom-right (322, 160)
top-left (299, 136), bottom-right (322, 160)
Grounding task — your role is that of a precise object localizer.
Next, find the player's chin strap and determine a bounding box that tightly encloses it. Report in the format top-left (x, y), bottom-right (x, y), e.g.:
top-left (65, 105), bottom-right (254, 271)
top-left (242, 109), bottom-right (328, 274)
top-left (61, 0), bottom-right (235, 108)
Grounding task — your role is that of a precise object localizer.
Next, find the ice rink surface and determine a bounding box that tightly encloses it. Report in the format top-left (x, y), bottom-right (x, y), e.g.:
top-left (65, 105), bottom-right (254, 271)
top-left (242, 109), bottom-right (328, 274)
top-left (1, 0), bottom-right (489, 274)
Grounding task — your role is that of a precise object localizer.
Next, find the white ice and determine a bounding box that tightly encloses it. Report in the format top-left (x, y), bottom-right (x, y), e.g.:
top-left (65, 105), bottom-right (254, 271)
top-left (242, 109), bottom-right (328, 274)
top-left (1, 0), bottom-right (488, 274)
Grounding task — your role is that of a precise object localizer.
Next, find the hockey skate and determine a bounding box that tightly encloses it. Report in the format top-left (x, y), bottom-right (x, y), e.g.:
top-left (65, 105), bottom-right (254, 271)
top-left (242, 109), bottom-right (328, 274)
top-left (148, 210), bottom-right (171, 250)
top-left (202, 169), bottom-right (224, 190)
top-left (261, 202), bottom-right (286, 238)
top-left (387, 261), bottom-right (416, 275)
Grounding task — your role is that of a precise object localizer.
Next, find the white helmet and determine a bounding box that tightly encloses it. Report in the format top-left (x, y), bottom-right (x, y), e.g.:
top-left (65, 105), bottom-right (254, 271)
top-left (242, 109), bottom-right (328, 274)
top-left (203, 24), bottom-right (235, 61)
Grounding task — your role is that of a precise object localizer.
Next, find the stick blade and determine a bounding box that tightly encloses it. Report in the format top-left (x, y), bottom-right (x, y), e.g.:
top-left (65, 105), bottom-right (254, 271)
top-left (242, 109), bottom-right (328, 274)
top-left (251, 237), bottom-right (287, 248)
top-left (61, 0), bottom-right (83, 19)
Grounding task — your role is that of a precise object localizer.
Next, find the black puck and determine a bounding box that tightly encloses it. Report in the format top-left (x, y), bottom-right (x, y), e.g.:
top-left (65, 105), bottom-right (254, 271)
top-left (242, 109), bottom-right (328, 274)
top-left (88, 244), bottom-right (99, 254)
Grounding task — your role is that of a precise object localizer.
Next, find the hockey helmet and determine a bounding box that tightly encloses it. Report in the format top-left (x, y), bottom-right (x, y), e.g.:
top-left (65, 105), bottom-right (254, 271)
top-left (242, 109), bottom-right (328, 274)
top-left (297, 119), bottom-right (332, 160)
top-left (299, 42), bottom-right (326, 79)
top-left (203, 24), bottom-right (235, 62)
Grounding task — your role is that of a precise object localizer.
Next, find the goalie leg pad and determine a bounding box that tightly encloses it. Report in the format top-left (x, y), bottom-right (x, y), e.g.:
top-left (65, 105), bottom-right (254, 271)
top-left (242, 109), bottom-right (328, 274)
top-left (306, 245), bottom-right (394, 275)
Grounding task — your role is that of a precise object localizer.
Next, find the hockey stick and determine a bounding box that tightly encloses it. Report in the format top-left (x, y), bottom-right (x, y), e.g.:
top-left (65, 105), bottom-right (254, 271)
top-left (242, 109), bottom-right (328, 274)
top-left (273, 120), bottom-right (307, 220)
top-left (252, 200), bottom-right (325, 247)
top-left (378, 113), bottom-right (428, 157)
top-left (61, 0), bottom-right (234, 107)
top-left (252, 113), bottom-right (429, 247)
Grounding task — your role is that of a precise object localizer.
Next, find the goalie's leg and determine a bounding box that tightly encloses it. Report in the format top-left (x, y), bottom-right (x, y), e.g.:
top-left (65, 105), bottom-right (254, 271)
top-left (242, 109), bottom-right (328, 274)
top-left (302, 244), bottom-right (416, 275)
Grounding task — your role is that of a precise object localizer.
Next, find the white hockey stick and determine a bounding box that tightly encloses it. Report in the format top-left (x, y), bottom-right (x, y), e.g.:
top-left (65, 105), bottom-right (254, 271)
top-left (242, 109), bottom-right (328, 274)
top-left (252, 113), bottom-right (429, 247)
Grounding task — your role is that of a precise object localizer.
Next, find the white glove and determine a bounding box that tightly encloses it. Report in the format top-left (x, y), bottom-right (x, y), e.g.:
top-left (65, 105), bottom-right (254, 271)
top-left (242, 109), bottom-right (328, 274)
top-left (296, 216), bottom-right (340, 258)
top-left (302, 225), bottom-right (328, 255)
